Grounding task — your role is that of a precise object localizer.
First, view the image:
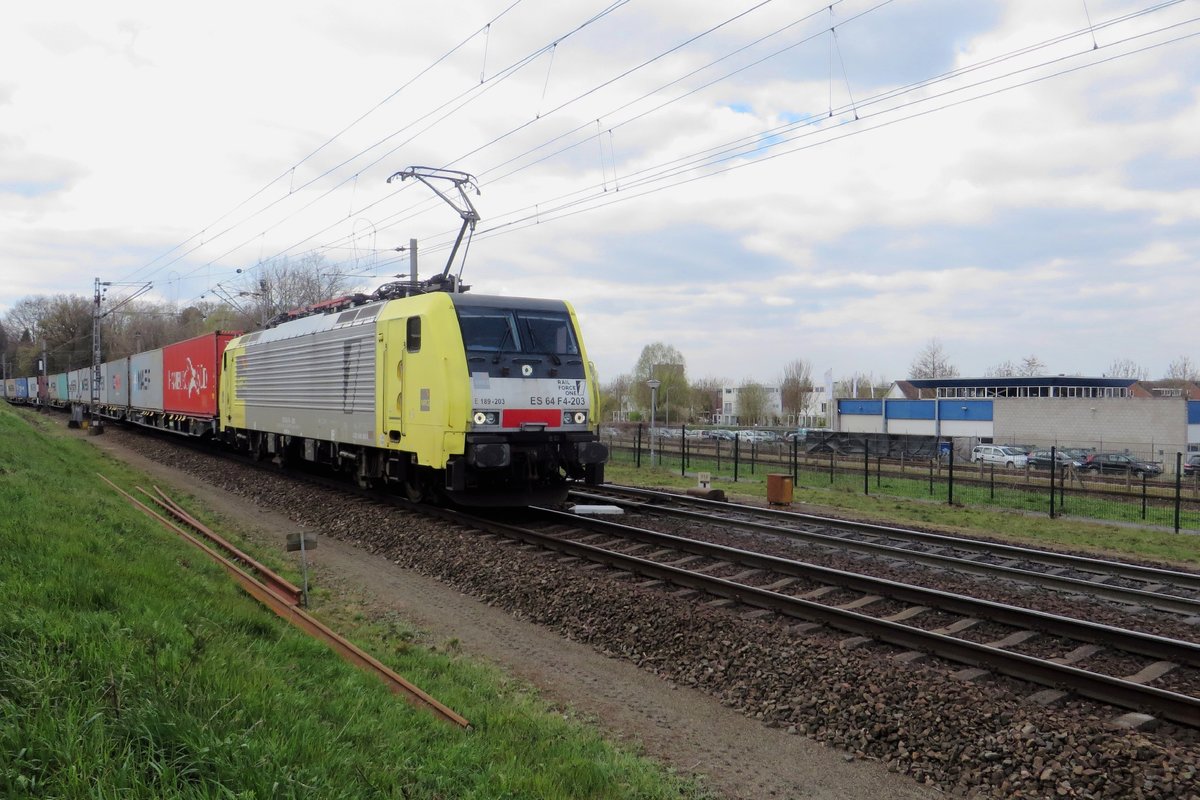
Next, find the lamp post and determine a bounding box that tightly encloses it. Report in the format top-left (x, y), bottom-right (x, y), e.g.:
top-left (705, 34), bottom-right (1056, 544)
top-left (647, 378), bottom-right (661, 466)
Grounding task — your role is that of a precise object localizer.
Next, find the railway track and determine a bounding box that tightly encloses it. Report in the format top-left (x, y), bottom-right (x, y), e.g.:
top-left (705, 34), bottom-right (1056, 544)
top-left (451, 503), bottom-right (1200, 729)
top-left (95, 425), bottom-right (1200, 727)
top-left (571, 484), bottom-right (1200, 618)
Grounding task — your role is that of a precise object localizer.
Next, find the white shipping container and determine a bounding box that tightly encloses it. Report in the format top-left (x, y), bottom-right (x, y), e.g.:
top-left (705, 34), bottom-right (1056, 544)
top-left (130, 349), bottom-right (164, 412)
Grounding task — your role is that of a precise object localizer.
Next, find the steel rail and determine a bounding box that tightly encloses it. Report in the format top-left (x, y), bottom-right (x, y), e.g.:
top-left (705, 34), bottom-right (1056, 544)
top-left (590, 484), bottom-right (1200, 589)
top-left (461, 507), bottom-right (1200, 728)
top-left (534, 507), bottom-right (1200, 667)
top-left (137, 486), bottom-right (304, 606)
top-left (572, 486), bottom-right (1200, 616)
top-left (99, 474), bottom-right (471, 729)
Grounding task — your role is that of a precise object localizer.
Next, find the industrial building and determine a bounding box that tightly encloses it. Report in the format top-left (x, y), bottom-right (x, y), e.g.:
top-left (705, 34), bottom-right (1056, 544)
top-left (833, 376), bottom-right (1200, 469)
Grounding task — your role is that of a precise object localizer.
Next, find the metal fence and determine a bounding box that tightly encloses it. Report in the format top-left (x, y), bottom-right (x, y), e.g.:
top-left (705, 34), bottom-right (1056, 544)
top-left (599, 425), bottom-right (1200, 533)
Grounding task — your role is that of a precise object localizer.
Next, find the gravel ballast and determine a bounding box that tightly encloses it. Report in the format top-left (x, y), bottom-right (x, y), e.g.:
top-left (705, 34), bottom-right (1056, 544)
top-left (103, 428), bottom-right (1200, 798)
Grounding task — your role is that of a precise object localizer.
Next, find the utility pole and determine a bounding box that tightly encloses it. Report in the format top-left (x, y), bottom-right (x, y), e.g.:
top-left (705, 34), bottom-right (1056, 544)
top-left (92, 278), bottom-right (103, 410)
top-left (89, 277), bottom-right (152, 433)
top-left (40, 340), bottom-right (48, 408)
top-left (408, 238), bottom-right (418, 293)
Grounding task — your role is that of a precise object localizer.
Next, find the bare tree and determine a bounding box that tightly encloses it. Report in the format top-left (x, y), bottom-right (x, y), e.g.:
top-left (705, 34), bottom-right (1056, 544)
top-left (237, 254), bottom-right (359, 328)
top-left (1165, 355), bottom-right (1200, 381)
top-left (780, 358), bottom-right (813, 418)
top-left (4, 296), bottom-right (51, 343)
top-left (909, 338), bottom-right (959, 379)
top-left (1106, 358), bottom-right (1149, 380)
top-left (985, 360), bottom-right (1017, 378)
top-left (2, 294), bottom-right (93, 373)
top-left (736, 380), bottom-right (769, 425)
top-left (689, 375), bottom-right (725, 423)
top-left (1018, 355), bottom-right (1046, 377)
top-left (835, 371), bottom-right (887, 399)
top-left (600, 373), bottom-right (633, 421)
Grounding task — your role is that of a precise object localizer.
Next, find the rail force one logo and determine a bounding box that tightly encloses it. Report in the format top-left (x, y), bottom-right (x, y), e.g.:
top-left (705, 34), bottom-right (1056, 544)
top-left (168, 358), bottom-right (208, 398)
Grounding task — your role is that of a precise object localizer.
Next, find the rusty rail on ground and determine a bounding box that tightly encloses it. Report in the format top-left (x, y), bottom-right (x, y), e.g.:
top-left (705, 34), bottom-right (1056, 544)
top-left (135, 485), bottom-right (304, 605)
top-left (97, 473), bottom-right (470, 729)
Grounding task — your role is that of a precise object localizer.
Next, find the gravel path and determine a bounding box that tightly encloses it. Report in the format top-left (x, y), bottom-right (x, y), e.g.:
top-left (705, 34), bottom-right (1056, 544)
top-left (87, 424), bottom-right (1200, 799)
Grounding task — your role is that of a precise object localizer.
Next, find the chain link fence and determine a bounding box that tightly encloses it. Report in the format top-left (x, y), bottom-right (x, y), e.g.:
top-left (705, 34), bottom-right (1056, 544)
top-left (599, 424), bottom-right (1200, 533)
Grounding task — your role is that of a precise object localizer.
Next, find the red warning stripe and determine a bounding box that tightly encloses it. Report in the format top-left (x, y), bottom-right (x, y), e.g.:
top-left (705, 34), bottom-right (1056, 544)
top-left (502, 409), bottom-right (560, 428)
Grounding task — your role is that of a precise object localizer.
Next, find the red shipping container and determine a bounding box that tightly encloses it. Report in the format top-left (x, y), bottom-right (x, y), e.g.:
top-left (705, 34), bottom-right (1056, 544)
top-left (162, 331), bottom-right (238, 416)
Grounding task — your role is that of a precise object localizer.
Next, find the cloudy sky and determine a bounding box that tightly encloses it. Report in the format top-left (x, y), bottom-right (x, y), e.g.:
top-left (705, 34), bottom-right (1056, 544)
top-left (2, 1), bottom-right (1198, 386)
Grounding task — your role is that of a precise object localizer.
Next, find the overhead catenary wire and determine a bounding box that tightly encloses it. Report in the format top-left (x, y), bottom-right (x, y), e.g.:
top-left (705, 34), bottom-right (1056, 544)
top-left (456, 22), bottom-right (1200, 247)
top-left (163, 1), bottom-right (636, 293)
top-left (234, 0), bottom-right (868, 279)
top-left (375, 9), bottom-right (1197, 265)
top-left (154, 1), bottom-right (1191, 307)
top-left (121, 0), bottom-right (529, 287)
top-left (293, 0), bottom-right (1176, 267)
top-left (172, 0), bottom-right (797, 301)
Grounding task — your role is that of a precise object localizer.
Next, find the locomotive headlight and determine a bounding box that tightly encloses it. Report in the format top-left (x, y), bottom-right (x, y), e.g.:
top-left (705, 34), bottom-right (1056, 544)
top-left (573, 411), bottom-right (587, 424)
top-left (474, 411), bottom-right (487, 425)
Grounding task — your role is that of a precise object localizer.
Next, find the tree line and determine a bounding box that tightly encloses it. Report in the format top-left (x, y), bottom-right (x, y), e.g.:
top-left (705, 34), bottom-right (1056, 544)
top-left (0, 257), bottom-right (354, 378)
top-left (598, 341), bottom-right (823, 427)
top-left (600, 338), bottom-right (1200, 428)
top-left (908, 338), bottom-right (1199, 382)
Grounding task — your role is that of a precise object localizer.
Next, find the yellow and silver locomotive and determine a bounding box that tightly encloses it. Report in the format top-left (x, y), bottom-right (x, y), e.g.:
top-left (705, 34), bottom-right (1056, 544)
top-left (219, 284), bottom-right (607, 506)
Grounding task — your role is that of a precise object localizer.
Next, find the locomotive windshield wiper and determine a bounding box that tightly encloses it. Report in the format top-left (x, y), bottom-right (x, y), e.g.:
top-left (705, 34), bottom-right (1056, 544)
top-left (523, 325), bottom-right (561, 365)
top-left (491, 325), bottom-right (514, 364)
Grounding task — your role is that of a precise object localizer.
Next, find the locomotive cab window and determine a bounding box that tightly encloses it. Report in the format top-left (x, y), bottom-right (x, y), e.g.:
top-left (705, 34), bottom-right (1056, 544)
top-left (519, 312), bottom-right (579, 356)
top-left (457, 308), bottom-right (521, 352)
top-left (406, 317), bottom-right (421, 352)
top-left (456, 306), bottom-right (578, 356)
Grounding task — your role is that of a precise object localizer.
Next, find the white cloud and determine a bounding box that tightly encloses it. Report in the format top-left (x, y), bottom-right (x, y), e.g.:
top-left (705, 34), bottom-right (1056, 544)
top-left (1, 0), bottom-right (1198, 382)
top-left (1121, 241), bottom-right (1188, 267)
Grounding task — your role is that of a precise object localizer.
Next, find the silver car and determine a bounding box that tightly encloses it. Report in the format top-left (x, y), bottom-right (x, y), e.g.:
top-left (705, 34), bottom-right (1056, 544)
top-left (971, 445), bottom-right (1029, 468)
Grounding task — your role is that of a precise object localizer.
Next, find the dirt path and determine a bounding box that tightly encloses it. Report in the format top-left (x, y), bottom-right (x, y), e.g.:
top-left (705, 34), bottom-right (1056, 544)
top-left (88, 431), bottom-right (937, 800)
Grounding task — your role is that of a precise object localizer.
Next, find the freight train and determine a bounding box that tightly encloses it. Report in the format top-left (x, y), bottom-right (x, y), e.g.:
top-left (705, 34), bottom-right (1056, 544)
top-left (3, 285), bottom-right (609, 506)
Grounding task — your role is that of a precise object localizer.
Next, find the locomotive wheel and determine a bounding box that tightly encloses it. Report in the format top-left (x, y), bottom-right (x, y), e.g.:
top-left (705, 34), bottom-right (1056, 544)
top-left (402, 477), bottom-right (425, 503)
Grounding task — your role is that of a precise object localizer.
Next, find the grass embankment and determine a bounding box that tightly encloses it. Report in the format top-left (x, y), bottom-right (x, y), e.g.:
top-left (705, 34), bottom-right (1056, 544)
top-left (604, 463), bottom-right (1200, 568)
top-left (0, 406), bottom-right (709, 800)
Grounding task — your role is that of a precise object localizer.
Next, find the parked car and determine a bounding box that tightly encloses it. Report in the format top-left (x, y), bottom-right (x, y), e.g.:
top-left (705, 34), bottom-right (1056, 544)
top-left (703, 429), bottom-right (735, 441)
top-left (1182, 454), bottom-right (1200, 477)
top-left (1060, 447), bottom-right (1094, 460)
top-left (1022, 450), bottom-right (1089, 470)
top-left (970, 445), bottom-right (1029, 468)
top-left (1078, 452), bottom-right (1162, 478)
top-left (1027, 450), bottom-right (1082, 470)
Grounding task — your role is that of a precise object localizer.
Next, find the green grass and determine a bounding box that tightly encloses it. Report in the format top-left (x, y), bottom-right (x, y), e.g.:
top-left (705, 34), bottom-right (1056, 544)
top-left (603, 460), bottom-right (1200, 568)
top-left (0, 406), bottom-right (712, 800)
